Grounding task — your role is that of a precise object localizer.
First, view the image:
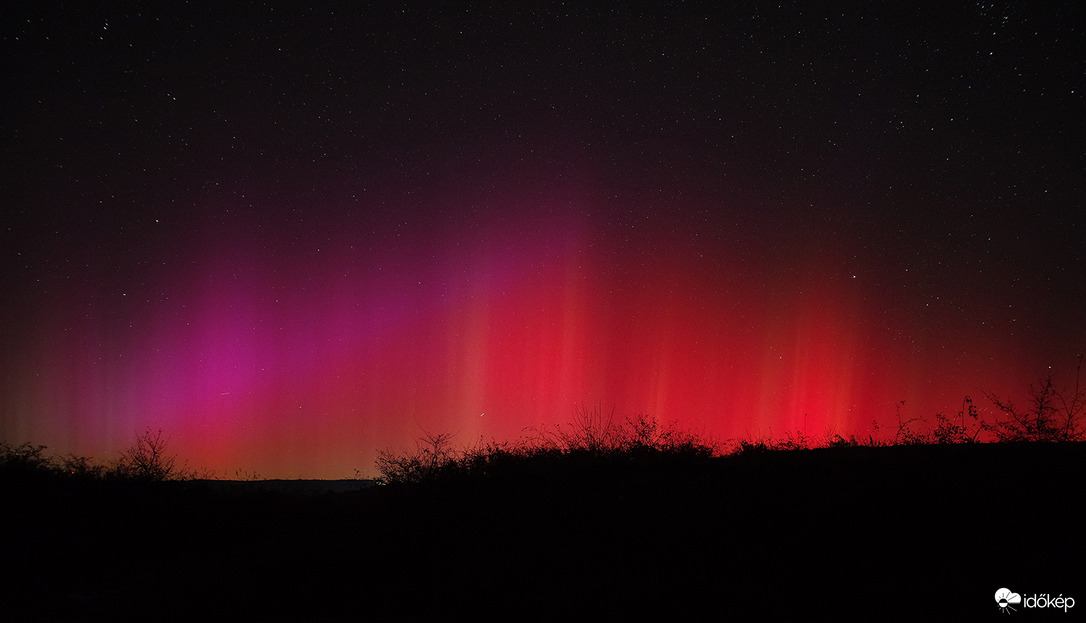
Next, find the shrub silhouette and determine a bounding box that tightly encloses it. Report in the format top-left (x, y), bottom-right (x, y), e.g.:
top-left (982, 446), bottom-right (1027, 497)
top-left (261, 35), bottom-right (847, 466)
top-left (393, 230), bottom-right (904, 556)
top-left (374, 429), bottom-right (459, 485)
top-left (57, 453), bottom-right (108, 480)
top-left (0, 441), bottom-right (56, 480)
top-left (375, 360), bottom-right (1086, 487)
top-left (1, 429), bottom-right (199, 483)
top-left (983, 355), bottom-right (1085, 442)
top-left (375, 408), bottom-right (717, 486)
top-left (827, 433), bottom-right (861, 448)
top-left (112, 428), bottom-right (196, 481)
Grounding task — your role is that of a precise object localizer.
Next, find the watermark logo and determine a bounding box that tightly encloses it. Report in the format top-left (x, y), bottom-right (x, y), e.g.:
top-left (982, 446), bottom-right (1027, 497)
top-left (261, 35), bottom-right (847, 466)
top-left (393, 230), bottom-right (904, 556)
top-left (995, 588), bottom-right (1075, 614)
top-left (996, 588), bottom-right (1022, 614)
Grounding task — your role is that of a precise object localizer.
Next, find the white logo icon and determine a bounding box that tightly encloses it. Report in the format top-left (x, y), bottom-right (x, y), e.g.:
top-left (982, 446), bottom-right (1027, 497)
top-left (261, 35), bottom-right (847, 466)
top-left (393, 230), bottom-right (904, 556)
top-left (996, 588), bottom-right (1022, 614)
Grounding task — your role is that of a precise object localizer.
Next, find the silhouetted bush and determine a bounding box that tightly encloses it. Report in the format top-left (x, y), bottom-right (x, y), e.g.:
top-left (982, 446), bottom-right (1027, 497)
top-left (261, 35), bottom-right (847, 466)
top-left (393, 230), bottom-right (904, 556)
top-left (0, 428), bottom-right (198, 483)
top-left (110, 428), bottom-right (198, 481)
top-left (374, 429), bottom-right (460, 485)
top-left (375, 409), bottom-right (717, 486)
top-left (729, 439), bottom-right (770, 456)
top-left (0, 441), bottom-right (57, 479)
top-left (984, 356), bottom-right (1085, 442)
top-left (826, 433), bottom-right (861, 448)
top-left (57, 453), bottom-right (108, 480)
top-left (375, 359), bottom-right (1086, 487)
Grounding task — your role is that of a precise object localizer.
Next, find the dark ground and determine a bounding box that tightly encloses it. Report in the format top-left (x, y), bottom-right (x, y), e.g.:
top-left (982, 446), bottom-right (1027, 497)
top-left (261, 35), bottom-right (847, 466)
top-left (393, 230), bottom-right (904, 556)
top-left (5, 443), bottom-right (1082, 621)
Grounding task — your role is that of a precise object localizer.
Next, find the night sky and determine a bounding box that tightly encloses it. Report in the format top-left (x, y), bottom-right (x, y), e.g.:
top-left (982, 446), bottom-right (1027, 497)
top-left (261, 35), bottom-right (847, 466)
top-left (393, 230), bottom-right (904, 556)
top-left (3, 2), bottom-right (1083, 478)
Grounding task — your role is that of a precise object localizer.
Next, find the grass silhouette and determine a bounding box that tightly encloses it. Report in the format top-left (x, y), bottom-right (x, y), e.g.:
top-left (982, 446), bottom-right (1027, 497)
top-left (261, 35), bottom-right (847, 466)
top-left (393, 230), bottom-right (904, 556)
top-left (7, 433), bottom-right (1080, 620)
top-left (372, 364), bottom-right (1085, 488)
top-left (4, 372), bottom-right (1084, 620)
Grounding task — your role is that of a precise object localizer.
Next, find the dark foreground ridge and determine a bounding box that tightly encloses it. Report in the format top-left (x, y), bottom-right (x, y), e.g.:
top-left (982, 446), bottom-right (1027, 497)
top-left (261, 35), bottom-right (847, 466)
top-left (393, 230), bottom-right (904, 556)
top-left (7, 442), bottom-right (1082, 621)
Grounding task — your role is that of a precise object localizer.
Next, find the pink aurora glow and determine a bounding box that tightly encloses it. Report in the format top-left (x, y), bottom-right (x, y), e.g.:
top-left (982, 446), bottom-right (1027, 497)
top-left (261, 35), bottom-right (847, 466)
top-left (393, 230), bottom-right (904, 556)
top-left (4, 185), bottom-right (1056, 478)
